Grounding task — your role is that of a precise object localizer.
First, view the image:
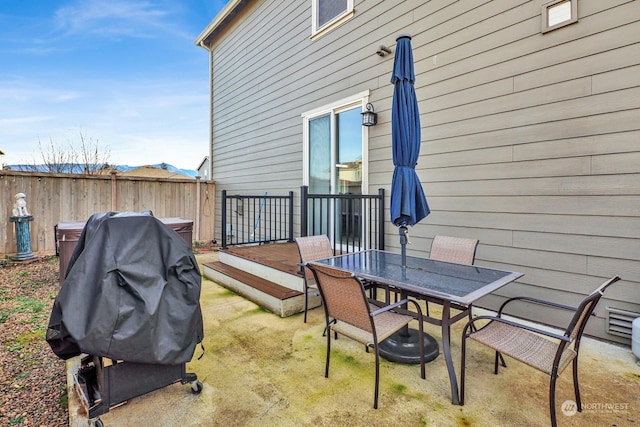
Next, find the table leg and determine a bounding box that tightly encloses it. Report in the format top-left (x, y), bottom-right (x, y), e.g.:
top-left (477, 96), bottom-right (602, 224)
top-left (441, 301), bottom-right (460, 405)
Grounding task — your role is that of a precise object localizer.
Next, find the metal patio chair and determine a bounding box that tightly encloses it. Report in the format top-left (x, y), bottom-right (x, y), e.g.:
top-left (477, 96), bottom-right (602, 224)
top-left (294, 235), bottom-right (334, 323)
top-left (430, 235), bottom-right (479, 266)
top-left (420, 235), bottom-right (479, 315)
top-left (306, 262), bottom-right (426, 409)
top-left (460, 275), bottom-right (621, 427)
top-left (382, 235), bottom-right (479, 310)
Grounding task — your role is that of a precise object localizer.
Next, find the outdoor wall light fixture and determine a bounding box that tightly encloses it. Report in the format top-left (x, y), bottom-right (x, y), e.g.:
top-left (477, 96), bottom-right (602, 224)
top-left (362, 103), bottom-right (378, 127)
top-left (376, 45), bottom-right (392, 57)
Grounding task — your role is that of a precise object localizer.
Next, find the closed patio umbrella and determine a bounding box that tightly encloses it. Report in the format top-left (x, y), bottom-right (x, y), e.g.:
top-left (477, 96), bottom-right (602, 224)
top-left (381, 34), bottom-right (438, 365)
top-left (389, 34), bottom-right (429, 268)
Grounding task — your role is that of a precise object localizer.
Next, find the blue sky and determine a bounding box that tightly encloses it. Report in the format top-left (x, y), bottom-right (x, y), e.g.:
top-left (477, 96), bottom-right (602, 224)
top-left (1, 0), bottom-right (228, 170)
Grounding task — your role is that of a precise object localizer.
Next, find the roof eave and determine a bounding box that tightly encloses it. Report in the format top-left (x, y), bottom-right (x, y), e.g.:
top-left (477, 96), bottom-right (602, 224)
top-left (194, 0), bottom-right (247, 49)
top-left (197, 156), bottom-right (209, 170)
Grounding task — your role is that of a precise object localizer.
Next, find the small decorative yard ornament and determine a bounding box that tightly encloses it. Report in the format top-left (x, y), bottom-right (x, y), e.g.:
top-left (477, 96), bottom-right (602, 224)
top-left (13, 192), bottom-right (30, 217)
top-left (10, 192), bottom-right (36, 262)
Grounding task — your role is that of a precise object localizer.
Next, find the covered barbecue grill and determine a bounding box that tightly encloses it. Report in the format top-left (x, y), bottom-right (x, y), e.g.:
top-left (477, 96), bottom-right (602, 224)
top-left (46, 211), bottom-right (204, 423)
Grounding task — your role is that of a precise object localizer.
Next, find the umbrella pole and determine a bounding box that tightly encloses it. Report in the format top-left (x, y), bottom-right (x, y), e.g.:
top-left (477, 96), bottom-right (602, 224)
top-left (379, 225), bottom-right (440, 365)
top-left (399, 226), bottom-right (408, 268)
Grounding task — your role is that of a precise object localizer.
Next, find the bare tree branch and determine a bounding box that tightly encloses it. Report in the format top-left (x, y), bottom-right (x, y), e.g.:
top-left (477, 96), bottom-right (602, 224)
top-left (29, 130), bottom-right (111, 175)
top-left (78, 130), bottom-right (112, 175)
top-left (36, 137), bottom-right (77, 173)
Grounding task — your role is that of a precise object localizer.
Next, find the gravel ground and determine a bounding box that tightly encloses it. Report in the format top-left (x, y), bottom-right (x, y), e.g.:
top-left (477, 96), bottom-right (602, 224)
top-left (0, 256), bottom-right (67, 427)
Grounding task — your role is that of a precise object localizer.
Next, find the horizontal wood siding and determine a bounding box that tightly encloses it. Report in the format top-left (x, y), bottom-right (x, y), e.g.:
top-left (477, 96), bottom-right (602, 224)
top-left (204, 0), bottom-right (639, 342)
top-left (406, 0), bottom-right (640, 343)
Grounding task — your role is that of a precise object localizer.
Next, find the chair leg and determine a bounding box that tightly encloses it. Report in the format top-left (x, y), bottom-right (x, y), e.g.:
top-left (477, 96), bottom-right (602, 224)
top-left (325, 325), bottom-right (331, 378)
top-left (494, 351), bottom-right (506, 374)
top-left (572, 358), bottom-right (582, 411)
top-left (498, 353), bottom-right (506, 368)
top-left (549, 374), bottom-right (558, 427)
top-left (460, 335), bottom-right (467, 405)
top-left (418, 319), bottom-right (425, 381)
top-left (373, 345), bottom-right (380, 409)
top-left (303, 284), bottom-right (308, 323)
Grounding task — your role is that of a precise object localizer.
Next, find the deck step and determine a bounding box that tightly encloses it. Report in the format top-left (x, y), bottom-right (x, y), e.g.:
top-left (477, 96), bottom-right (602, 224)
top-left (205, 261), bottom-right (302, 300)
top-left (203, 260), bottom-right (320, 318)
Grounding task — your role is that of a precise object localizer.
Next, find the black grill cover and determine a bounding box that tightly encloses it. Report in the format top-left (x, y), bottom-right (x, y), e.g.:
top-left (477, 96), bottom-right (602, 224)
top-left (47, 212), bottom-right (204, 365)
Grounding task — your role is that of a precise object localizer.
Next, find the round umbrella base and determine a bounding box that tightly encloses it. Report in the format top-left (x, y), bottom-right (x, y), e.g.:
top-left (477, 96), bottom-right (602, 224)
top-left (378, 328), bottom-right (439, 364)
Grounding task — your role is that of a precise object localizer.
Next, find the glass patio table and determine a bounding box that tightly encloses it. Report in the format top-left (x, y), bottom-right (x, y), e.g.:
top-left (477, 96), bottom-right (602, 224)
top-left (312, 249), bottom-right (523, 405)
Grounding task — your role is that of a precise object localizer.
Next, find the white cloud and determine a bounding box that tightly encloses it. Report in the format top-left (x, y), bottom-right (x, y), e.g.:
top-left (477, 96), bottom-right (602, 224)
top-left (0, 116), bottom-right (54, 126)
top-left (0, 80), bottom-right (84, 104)
top-left (0, 0), bottom-right (218, 170)
top-left (1, 74), bottom-right (209, 169)
top-left (51, 0), bottom-right (190, 41)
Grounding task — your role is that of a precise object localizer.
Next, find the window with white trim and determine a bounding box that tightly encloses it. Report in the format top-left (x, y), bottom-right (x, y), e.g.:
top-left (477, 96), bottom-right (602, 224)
top-left (303, 95), bottom-right (368, 195)
top-left (312, 0), bottom-right (354, 38)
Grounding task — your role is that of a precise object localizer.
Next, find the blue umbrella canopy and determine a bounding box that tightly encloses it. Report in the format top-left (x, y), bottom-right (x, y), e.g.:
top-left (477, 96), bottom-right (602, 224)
top-left (390, 35), bottom-right (430, 227)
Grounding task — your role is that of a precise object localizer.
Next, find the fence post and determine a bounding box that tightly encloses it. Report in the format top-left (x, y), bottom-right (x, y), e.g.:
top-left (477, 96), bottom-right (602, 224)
top-left (195, 176), bottom-right (201, 242)
top-left (300, 185), bottom-right (308, 237)
top-left (110, 171), bottom-right (117, 210)
top-left (221, 190), bottom-right (227, 249)
top-left (378, 188), bottom-right (385, 250)
top-left (288, 191), bottom-right (294, 242)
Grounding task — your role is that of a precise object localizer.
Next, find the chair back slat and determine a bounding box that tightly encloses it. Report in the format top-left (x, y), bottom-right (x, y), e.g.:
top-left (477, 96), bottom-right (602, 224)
top-left (295, 235), bottom-right (334, 280)
top-left (565, 276), bottom-right (621, 340)
top-left (308, 263), bottom-right (372, 332)
top-left (295, 235), bottom-right (333, 263)
top-left (430, 236), bottom-right (478, 265)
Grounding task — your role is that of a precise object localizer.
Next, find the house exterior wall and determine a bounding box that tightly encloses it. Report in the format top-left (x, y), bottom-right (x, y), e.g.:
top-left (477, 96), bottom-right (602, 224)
top-left (199, 0), bottom-right (640, 343)
top-left (197, 156), bottom-right (210, 180)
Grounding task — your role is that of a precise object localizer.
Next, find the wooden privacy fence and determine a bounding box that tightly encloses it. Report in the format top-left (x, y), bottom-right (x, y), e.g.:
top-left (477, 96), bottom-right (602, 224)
top-left (1, 170), bottom-right (215, 257)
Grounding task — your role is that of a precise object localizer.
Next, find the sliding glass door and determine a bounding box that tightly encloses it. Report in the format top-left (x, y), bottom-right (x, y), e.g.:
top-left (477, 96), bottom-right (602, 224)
top-left (307, 101), bottom-right (364, 247)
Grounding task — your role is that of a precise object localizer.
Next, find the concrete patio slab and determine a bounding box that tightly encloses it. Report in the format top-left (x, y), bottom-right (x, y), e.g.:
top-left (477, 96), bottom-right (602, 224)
top-left (68, 252), bottom-right (639, 427)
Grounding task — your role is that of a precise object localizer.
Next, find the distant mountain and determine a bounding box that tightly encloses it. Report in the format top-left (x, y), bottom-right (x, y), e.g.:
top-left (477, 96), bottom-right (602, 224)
top-left (7, 163), bottom-right (198, 177)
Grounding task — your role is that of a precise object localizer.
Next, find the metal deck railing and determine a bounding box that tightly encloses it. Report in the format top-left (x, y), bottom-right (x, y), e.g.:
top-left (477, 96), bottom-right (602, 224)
top-left (220, 187), bottom-right (385, 252)
top-left (221, 190), bottom-right (294, 249)
top-left (300, 186), bottom-right (385, 254)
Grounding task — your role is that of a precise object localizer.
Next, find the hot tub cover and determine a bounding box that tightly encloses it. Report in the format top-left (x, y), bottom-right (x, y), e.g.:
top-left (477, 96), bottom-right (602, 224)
top-left (47, 211), bottom-right (204, 365)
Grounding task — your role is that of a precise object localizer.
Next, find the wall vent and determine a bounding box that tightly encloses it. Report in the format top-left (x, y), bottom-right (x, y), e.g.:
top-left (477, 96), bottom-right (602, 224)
top-left (606, 307), bottom-right (640, 338)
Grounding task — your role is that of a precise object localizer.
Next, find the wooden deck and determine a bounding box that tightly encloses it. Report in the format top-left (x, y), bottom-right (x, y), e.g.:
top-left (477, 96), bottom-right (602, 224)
top-left (201, 242), bottom-right (318, 317)
top-left (205, 261), bottom-right (302, 300)
top-left (221, 242), bottom-right (301, 276)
